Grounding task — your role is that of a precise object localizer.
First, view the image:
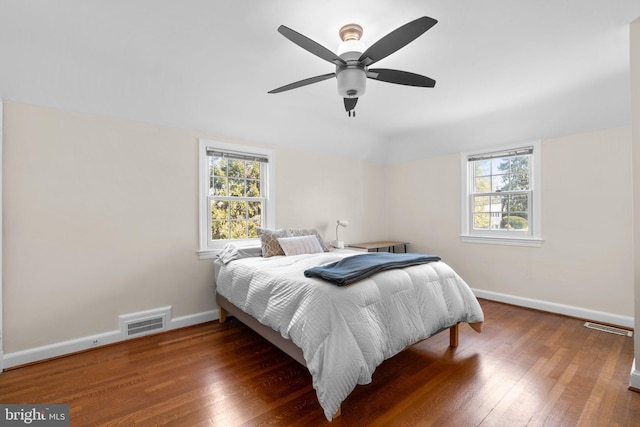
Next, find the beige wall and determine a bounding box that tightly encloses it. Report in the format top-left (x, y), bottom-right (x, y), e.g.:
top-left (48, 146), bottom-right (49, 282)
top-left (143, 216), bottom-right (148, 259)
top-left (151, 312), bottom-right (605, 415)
top-left (2, 100), bottom-right (635, 358)
top-left (386, 126), bottom-right (634, 318)
top-left (275, 147), bottom-right (388, 245)
top-left (2, 102), bottom-right (386, 353)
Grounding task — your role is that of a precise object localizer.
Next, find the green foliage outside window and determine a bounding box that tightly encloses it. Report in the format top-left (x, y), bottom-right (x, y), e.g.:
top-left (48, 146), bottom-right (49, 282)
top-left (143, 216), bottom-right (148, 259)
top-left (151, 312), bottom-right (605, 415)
top-left (472, 155), bottom-right (529, 231)
top-left (210, 156), bottom-right (263, 240)
top-left (500, 215), bottom-right (528, 229)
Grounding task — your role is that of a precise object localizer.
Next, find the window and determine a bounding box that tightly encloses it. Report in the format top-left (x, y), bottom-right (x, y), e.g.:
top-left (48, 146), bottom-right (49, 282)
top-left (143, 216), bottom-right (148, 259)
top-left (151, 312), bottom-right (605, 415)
top-left (199, 139), bottom-right (274, 258)
top-left (461, 141), bottom-right (542, 247)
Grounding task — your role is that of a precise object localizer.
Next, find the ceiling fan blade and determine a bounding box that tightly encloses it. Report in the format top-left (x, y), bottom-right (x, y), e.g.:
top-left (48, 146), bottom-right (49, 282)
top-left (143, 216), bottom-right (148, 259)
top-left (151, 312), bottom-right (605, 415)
top-left (367, 68), bottom-right (436, 87)
top-left (278, 25), bottom-right (346, 66)
top-left (344, 97), bottom-right (358, 111)
top-left (358, 16), bottom-right (437, 66)
top-left (268, 73), bottom-right (336, 94)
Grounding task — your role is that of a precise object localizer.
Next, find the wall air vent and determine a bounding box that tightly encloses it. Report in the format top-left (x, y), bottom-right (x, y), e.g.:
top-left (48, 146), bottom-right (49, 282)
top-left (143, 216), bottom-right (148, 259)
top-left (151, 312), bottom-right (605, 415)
top-left (584, 322), bottom-right (633, 337)
top-left (119, 306), bottom-right (172, 338)
top-left (127, 317), bottom-right (164, 336)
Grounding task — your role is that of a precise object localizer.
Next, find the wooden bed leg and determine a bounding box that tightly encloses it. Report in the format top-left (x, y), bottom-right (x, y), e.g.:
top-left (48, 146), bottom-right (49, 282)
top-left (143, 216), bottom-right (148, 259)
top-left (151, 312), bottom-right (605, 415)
top-left (450, 323), bottom-right (459, 347)
top-left (332, 406), bottom-right (341, 419)
top-left (219, 306), bottom-right (227, 323)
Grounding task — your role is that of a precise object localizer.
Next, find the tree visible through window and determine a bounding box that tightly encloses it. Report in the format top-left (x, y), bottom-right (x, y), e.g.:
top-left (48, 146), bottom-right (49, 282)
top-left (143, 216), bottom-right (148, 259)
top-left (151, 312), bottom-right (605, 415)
top-left (462, 142), bottom-right (541, 246)
top-left (199, 140), bottom-right (274, 256)
top-left (469, 147), bottom-right (532, 232)
top-left (208, 150), bottom-right (267, 241)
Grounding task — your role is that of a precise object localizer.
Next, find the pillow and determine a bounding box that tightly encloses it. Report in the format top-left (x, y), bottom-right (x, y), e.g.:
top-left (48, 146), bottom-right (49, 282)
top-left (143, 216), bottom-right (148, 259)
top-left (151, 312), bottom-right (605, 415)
top-left (277, 235), bottom-right (325, 256)
top-left (217, 243), bottom-right (263, 264)
top-left (257, 228), bottom-right (288, 257)
top-left (287, 228), bottom-right (330, 252)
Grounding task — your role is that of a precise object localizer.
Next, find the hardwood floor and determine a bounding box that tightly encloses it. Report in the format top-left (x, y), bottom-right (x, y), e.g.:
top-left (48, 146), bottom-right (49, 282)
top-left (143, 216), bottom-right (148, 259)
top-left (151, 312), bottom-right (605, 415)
top-left (1, 299), bottom-right (638, 426)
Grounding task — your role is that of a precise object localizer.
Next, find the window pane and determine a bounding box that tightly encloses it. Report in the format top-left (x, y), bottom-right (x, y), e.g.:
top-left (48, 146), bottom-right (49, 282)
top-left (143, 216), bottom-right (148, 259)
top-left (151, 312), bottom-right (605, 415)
top-left (211, 200), bottom-right (229, 220)
top-left (229, 201), bottom-right (247, 220)
top-left (228, 159), bottom-right (245, 178)
top-left (474, 176), bottom-right (490, 193)
top-left (246, 179), bottom-right (261, 197)
top-left (511, 173), bottom-right (529, 190)
top-left (501, 215), bottom-right (528, 230)
top-left (500, 193), bottom-right (529, 230)
top-left (492, 158), bottom-right (508, 175)
top-left (229, 179), bottom-right (245, 197)
top-left (212, 157), bottom-right (227, 177)
top-left (509, 156), bottom-right (529, 189)
top-left (248, 220), bottom-right (260, 238)
top-left (248, 201), bottom-right (262, 221)
top-left (211, 220), bottom-right (229, 240)
top-left (246, 161), bottom-right (260, 180)
top-left (473, 195), bottom-right (490, 212)
top-left (473, 213), bottom-right (490, 229)
top-left (511, 155), bottom-right (529, 170)
top-left (491, 195), bottom-right (504, 212)
top-left (213, 177), bottom-right (227, 196)
top-left (474, 160), bottom-right (490, 176)
top-left (229, 220), bottom-right (247, 239)
top-left (491, 174), bottom-right (508, 192)
top-left (508, 194), bottom-right (529, 214)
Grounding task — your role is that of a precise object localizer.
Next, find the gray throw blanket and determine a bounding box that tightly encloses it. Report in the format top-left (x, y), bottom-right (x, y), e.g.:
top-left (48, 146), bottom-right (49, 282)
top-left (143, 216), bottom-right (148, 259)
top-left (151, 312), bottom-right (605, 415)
top-left (304, 252), bottom-right (441, 286)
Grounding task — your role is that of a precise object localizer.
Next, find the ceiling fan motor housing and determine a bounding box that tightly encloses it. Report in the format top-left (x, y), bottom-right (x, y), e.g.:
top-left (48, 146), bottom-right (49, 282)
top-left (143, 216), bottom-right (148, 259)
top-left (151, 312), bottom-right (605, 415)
top-left (336, 43), bottom-right (367, 97)
top-left (336, 66), bottom-right (366, 97)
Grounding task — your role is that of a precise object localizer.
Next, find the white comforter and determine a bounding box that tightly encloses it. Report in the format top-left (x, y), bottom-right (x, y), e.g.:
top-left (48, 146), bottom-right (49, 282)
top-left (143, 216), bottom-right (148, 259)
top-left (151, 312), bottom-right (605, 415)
top-left (214, 249), bottom-right (484, 420)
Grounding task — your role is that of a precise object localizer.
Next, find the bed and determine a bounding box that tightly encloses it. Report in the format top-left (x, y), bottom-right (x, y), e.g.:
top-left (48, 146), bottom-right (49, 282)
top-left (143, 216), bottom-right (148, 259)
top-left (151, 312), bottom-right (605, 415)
top-left (213, 237), bottom-right (484, 421)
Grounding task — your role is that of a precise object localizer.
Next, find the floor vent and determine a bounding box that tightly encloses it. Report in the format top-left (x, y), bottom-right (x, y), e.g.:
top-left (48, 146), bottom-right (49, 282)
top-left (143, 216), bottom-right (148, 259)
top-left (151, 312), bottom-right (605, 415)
top-left (584, 322), bottom-right (633, 337)
top-left (119, 306), bottom-right (172, 338)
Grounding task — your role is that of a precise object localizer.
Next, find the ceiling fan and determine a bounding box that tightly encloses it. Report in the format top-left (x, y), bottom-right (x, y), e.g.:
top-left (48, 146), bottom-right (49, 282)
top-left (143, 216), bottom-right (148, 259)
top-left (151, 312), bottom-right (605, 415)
top-left (268, 16), bottom-right (437, 117)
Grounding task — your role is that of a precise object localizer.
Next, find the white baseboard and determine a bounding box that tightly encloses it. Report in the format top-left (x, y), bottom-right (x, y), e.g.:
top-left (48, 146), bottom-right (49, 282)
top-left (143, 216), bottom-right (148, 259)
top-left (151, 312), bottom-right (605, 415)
top-left (2, 309), bottom-right (218, 370)
top-left (3, 293), bottom-right (633, 371)
top-left (169, 310), bottom-right (217, 330)
top-left (473, 288), bottom-right (634, 329)
top-left (630, 360), bottom-right (640, 390)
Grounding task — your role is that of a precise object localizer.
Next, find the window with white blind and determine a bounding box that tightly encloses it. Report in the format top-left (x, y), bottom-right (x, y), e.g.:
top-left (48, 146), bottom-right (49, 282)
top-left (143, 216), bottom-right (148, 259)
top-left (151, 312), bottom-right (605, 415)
top-left (461, 141), bottom-right (543, 247)
top-left (198, 139), bottom-right (275, 257)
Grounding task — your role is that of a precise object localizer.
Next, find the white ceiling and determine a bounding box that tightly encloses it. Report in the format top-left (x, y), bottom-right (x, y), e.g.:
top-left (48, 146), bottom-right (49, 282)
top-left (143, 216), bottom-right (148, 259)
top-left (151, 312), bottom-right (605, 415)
top-left (1, 1), bottom-right (639, 163)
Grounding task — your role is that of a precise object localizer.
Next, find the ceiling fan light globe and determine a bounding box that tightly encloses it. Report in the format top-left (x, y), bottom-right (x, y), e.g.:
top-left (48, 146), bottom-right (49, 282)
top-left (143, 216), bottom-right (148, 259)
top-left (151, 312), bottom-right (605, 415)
top-left (337, 40), bottom-right (366, 58)
top-left (336, 68), bottom-right (366, 97)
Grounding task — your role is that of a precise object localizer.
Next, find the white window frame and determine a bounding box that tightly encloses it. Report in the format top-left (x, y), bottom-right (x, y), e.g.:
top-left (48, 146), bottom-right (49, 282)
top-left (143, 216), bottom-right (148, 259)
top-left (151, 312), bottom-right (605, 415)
top-left (198, 139), bottom-right (275, 259)
top-left (461, 140), bottom-right (543, 247)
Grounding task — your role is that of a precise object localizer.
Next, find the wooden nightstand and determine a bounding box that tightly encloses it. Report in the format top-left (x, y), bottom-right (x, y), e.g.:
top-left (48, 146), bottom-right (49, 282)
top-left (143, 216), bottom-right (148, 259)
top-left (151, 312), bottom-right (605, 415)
top-left (348, 241), bottom-right (409, 253)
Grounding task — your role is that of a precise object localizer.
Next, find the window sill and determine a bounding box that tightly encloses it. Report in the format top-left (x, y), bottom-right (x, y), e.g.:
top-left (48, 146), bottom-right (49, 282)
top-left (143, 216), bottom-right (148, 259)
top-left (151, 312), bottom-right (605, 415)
top-left (198, 239), bottom-right (262, 260)
top-left (460, 235), bottom-right (544, 247)
top-left (198, 249), bottom-right (220, 260)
